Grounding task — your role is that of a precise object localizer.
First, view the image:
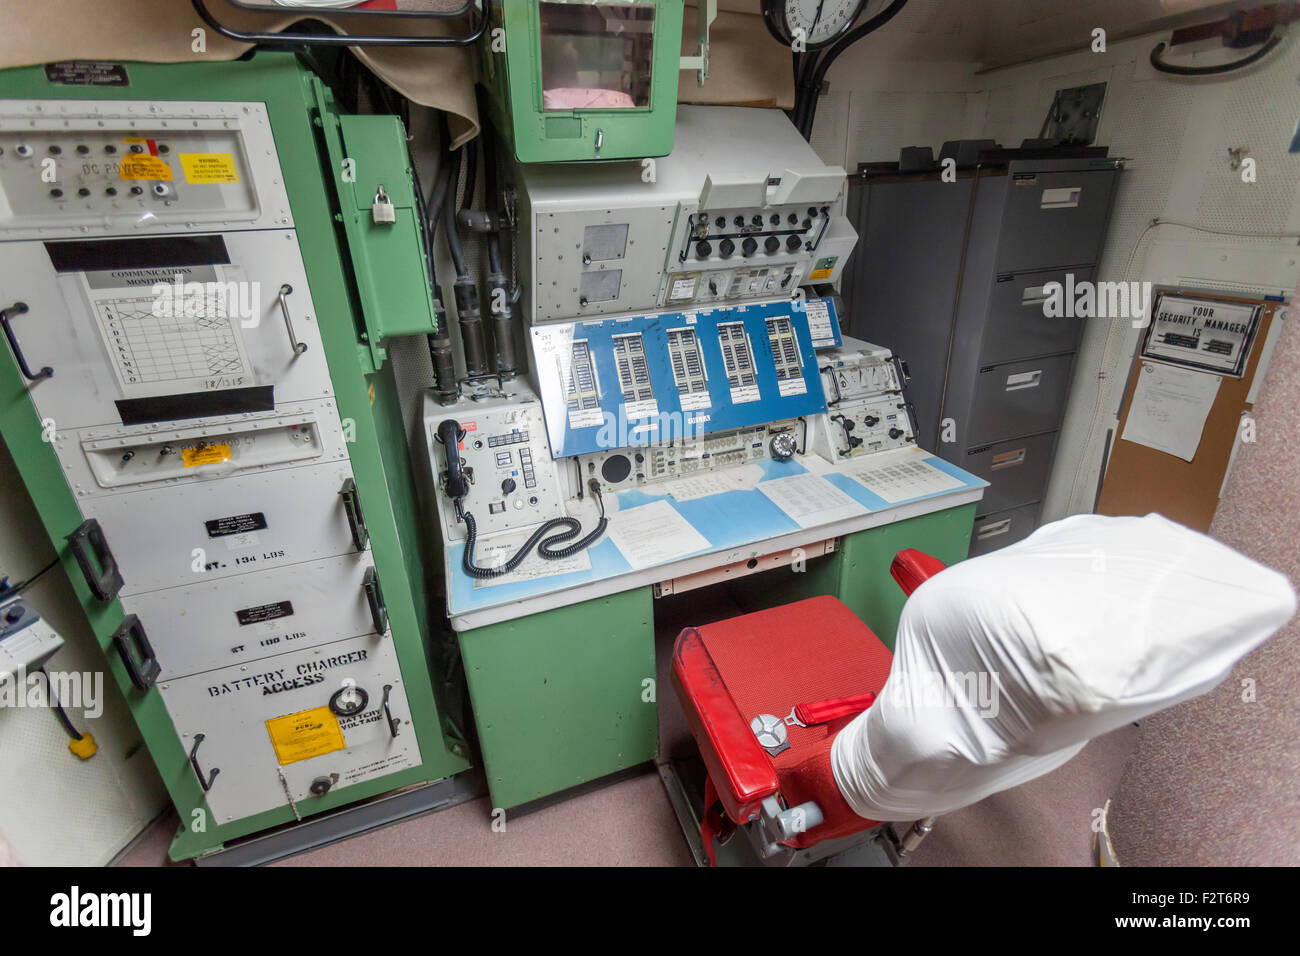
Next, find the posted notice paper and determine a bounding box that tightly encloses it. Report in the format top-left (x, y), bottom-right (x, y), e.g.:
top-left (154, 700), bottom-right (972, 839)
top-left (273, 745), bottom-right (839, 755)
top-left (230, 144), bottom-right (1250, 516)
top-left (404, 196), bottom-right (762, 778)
top-left (607, 499), bottom-right (712, 570)
top-left (756, 473), bottom-right (862, 529)
top-left (471, 528), bottom-right (593, 589)
top-left (1121, 362), bottom-right (1221, 462)
top-left (843, 454), bottom-right (965, 503)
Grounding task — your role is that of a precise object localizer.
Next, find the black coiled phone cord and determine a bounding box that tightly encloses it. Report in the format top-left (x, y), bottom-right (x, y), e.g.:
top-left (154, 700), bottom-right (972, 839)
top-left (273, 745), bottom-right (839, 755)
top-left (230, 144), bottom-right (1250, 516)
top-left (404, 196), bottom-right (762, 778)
top-left (457, 487), bottom-right (608, 579)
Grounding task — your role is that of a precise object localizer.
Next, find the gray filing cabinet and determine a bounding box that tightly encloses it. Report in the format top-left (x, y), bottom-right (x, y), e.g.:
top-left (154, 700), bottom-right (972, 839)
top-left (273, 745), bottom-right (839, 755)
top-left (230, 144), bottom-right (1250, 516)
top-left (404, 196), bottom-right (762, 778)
top-left (845, 154), bottom-right (1121, 553)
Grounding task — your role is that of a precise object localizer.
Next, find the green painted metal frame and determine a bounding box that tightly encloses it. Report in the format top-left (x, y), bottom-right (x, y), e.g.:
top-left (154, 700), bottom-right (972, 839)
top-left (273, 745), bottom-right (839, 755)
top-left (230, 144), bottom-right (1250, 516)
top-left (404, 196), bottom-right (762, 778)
top-left (0, 54), bottom-right (469, 860)
top-left (481, 0), bottom-right (686, 163)
top-left (457, 587), bottom-right (658, 810)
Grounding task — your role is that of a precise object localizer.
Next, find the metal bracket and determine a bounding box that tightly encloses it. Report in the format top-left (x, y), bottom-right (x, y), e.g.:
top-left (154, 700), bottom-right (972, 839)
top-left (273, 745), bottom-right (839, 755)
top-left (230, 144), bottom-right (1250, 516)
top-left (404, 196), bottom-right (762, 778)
top-left (679, 0), bottom-right (718, 86)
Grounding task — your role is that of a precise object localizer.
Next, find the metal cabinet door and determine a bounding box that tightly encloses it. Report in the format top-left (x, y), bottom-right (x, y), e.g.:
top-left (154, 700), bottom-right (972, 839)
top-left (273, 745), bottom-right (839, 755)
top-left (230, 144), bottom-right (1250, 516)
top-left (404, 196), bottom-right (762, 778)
top-left (79, 460), bottom-right (363, 596)
top-left (124, 553), bottom-right (386, 680)
top-left (962, 432), bottom-right (1058, 515)
top-left (967, 354), bottom-right (1074, 447)
top-left (994, 169), bottom-right (1118, 273)
top-left (979, 267), bottom-right (1091, 366)
top-left (160, 634), bottom-right (421, 826)
top-left (2, 231), bottom-right (334, 431)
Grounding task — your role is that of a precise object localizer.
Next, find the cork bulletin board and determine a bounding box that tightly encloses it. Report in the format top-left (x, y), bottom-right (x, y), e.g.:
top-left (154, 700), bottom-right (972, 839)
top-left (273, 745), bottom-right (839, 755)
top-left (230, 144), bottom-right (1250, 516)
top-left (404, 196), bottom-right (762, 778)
top-left (1096, 288), bottom-right (1284, 532)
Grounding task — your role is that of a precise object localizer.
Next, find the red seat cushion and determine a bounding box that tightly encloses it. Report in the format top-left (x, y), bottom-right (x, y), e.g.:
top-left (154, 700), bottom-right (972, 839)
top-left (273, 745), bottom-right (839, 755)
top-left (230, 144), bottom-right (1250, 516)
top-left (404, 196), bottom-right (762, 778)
top-left (674, 595), bottom-right (893, 849)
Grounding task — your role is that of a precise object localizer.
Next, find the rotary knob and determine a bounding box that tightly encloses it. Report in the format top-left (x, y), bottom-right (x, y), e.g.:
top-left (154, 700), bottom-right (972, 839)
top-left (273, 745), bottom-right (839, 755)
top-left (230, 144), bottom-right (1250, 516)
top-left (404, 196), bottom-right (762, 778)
top-left (889, 427), bottom-right (904, 439)
top-left (769, 432), bottom-right (798, 461)
top-left (786, 235), bottom-right (803, 252)
top-left (719, 237), bottom-right (735, 258)
top-left (741, 237), bottom-right (758, 257)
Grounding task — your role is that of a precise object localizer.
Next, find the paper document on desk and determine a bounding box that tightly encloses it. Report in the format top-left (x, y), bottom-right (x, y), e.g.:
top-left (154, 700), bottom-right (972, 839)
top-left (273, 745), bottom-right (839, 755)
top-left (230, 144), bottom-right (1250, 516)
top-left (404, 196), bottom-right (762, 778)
top-left (662, 465), bottom-right (763, 501)
top-left (757, 473), bottom-right (861, 528)
top-left (471, 529), bottom-right (593, 589)
top-left (843, 455), bottom-right (965, 503)
top-left (1121, 362), bottom-right (1220, 462)
top-left (607, 500), bottom-right (711, 569)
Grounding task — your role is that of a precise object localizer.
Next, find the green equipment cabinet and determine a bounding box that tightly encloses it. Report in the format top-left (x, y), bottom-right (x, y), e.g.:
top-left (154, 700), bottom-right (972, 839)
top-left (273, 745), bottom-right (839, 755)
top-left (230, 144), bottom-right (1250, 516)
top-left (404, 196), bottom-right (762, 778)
top-left (0, 54), bottom-right (469, 860)
top-left (482, 0), bottom-right (687, 163)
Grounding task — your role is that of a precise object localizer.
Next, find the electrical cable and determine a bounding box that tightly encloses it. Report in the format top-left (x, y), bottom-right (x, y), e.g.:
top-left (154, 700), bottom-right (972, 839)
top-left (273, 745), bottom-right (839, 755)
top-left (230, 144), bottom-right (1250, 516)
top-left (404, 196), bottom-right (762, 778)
top-left (189, 0), bottom-right (492, 48)
top-left (457, 483), bottom-right (608, 578)
top-left (459, 138), bottom-right (477, 215)
top-left (442, 146), bottom-right (468, 278)
top-left (1150, 25), bottom-right (1285, 76)
top-left (0, 557), bottom-right (60, 601)
top-left (38, 668), bottom-right (86, 742)
top-left (798, 0), bottom-right (909, 140)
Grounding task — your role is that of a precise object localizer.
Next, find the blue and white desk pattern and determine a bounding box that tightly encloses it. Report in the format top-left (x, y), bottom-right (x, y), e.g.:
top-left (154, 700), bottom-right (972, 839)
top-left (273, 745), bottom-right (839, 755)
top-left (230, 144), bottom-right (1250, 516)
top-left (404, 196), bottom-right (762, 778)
top-left (446, 448), bottom-right (987, 631)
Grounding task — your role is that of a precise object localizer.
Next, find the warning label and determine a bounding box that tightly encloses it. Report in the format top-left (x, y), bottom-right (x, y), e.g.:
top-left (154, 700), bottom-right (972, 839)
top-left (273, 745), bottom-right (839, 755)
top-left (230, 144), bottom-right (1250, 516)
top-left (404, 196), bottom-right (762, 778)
top-left (265, 706), bottom-right (345, 766)
top-left (119, 153), bottom-right (173, 182)
top-left (182, 443), bottom-right (231, 468)
top-left (180, 153), bottom-right (240, 185)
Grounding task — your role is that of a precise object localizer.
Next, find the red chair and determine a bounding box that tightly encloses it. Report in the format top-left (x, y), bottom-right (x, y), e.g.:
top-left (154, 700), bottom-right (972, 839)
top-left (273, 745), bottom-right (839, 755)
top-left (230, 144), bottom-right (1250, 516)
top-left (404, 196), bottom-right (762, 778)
top-left (669, 549), bottom-right (944, 866)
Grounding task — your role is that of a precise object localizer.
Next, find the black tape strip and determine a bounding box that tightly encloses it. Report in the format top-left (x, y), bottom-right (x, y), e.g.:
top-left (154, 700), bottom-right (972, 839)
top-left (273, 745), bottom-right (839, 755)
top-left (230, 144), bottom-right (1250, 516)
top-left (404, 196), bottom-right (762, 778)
top-left (115, 385), bottom-right (273, 425)
top-left (44, 235), bottom-right (230, 272)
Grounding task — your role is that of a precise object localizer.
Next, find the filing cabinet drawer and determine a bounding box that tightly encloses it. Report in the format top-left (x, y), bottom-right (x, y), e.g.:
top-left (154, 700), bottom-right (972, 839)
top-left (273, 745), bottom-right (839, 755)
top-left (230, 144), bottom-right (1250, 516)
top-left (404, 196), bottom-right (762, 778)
top-left (995, 169), bottom-right (1119, 273)
top-left (969, 501), bottom-right (1041, 556)
top-left (979, 267), bottom-right (1091, 366)
top-left (963, 432), bottom-right (1058, 515)
top-left (967, 353), bottom-right (1074, 447)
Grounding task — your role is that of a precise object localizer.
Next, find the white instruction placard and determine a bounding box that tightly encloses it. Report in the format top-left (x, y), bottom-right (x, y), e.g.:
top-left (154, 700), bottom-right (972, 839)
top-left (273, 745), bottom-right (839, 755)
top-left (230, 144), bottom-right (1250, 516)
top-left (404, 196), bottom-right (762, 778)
top-left (607, 500), bottom-right (711, 570)
top-left (843, 455), bottom-right (966, 503)
top-left (471, 529), bottom-right (593, 589)
top-left (756, 473), bottom-right (861, 529)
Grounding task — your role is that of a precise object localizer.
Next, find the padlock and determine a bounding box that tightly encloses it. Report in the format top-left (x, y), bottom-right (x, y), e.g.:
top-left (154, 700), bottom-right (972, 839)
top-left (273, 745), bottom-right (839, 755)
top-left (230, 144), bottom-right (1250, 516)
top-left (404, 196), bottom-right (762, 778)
top-left (371, 184), bottom-right (396, 225)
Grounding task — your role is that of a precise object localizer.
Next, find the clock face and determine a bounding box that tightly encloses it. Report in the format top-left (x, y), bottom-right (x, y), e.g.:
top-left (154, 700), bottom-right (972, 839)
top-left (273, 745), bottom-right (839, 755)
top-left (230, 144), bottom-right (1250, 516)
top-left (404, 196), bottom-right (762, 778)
top-left (778, 0), bottom-right (868, 49)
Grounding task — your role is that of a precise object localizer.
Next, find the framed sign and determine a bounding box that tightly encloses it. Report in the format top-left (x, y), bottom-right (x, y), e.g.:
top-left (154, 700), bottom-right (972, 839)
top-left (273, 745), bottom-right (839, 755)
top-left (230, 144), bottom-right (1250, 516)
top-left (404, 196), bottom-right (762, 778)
top-left (1140, 290), bottom-right (1263, 377)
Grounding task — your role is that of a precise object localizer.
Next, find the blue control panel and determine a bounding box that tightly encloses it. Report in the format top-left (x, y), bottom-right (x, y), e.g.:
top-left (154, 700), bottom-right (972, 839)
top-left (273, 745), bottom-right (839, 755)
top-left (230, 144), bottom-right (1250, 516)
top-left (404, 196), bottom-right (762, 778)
top-left (531, 298), bottom-right (833, 458)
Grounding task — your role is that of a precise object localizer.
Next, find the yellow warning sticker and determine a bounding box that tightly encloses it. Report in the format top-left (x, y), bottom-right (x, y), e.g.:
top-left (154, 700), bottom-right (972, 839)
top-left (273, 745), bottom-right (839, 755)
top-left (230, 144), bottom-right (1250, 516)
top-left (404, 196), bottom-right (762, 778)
top-left (180, 152), bottom-right (240, 185)
top-left (809, 268), bottom-right (833, 280)
top-left (119, 153), bottom-right (173, 181)
top-left (181, 443), bottom-right (231, 468)
top-left (266, 706), bottom-right (346, 766)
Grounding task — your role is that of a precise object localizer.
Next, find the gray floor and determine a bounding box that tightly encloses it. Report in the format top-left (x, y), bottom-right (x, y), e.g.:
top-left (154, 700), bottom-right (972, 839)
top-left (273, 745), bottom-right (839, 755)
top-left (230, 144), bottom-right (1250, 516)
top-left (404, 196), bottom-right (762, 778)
top-left (118, 723), bottom-right (1137, 867)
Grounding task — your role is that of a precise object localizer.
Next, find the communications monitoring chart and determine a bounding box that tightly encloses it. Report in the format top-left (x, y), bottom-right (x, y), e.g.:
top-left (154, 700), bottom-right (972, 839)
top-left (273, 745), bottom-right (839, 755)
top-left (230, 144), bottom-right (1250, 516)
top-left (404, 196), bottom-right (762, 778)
top-left (81, 266), bottom-right (255, 399)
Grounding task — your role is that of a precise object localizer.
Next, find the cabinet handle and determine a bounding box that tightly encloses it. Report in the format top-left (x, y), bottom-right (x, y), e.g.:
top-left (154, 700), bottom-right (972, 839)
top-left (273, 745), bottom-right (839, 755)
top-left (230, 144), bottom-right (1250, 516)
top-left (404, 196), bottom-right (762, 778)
top-left (65, 519), bottom-right (124, 601)
top-left (0, 302), bottom-right (53, 382)
top-left (277, 284), bottom-right (308, 358)
top-left (1004, 370), bottom-right (1042, 391)
top-left (339, 477), bottom-right (369, 552)
top-left (363, 567), bottom-right (388, 636)
top-left (189, 734), bottom-right (220, 793)
top-left (110, 614), bottom-right (161, 691)
top-left (990, 448), bottom-right (1027, 470)
top-left (976, 518), bottom-right (1012, 540)
top-left (381, 684), bottom-right (400, 739)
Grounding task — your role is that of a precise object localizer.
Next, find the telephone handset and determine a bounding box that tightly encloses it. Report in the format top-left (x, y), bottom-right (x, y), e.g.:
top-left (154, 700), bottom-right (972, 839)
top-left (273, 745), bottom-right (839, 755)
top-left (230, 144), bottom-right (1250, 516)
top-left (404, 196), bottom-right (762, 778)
top-left (436, 419), bottom-right (470, 500)
top-left (434, 417), bottom-right (608, 579)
